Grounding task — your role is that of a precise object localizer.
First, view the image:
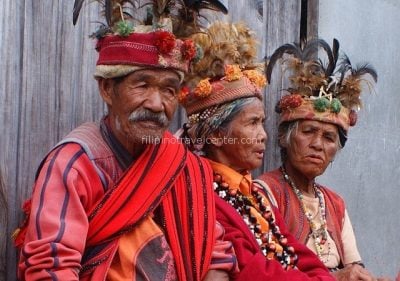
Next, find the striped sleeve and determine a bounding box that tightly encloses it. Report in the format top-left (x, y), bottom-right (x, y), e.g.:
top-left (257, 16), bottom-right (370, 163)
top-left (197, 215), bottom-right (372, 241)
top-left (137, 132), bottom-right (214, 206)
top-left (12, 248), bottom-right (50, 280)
top-left (18, 143), bottom-right (104, 281)
top-left (209, 221), bottom-right (238, 273)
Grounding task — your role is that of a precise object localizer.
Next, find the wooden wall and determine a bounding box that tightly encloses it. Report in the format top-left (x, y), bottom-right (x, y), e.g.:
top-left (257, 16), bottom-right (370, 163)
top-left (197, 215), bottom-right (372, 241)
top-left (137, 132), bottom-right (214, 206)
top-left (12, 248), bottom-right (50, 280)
top-left (0, 0), bottom-right (306, 279)
top-left (317, 0), bottom-right (400, 276)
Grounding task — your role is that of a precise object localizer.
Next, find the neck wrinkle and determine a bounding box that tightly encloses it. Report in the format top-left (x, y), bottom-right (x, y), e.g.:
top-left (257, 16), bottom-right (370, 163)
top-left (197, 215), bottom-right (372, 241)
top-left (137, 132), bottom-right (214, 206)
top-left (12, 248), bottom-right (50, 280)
top-left (283, 162), bottom-right (315, 196)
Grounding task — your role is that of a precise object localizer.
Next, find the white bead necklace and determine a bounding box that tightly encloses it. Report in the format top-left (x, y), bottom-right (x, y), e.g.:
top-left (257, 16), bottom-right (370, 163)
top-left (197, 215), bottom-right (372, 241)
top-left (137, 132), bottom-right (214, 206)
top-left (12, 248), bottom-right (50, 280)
top-left (280, 166), bottom-right (331, 263)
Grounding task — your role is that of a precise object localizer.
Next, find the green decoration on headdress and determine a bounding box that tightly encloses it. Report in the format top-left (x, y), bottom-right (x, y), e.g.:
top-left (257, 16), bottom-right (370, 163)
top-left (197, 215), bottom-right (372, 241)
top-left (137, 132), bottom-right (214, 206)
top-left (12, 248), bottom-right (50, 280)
top-left (116, 21), bottom-right (134, 37)
top-left (330, 98), bottom-right (342, 113)
top-left (313, 97), bottom-right (330, 112)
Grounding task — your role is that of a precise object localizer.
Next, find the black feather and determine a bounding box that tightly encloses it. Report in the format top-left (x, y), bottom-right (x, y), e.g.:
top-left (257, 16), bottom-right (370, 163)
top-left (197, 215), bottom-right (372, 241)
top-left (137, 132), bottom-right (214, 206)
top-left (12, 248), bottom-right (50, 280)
top-left (352, 63), bottom-right (378, 82)
top-left (337, 54), bottom-right (352, 84)
top-left (315, 39), bottom-right (334, 74)
top-left (183, 0), bottom-right (228, 14)
top-left (302, 39), bottom-right (320, 61)
top-left (105, 0), bottom-right (113, 26)
top-left (323, 38), bottom-right (339, 76)
top-left (332, 39), bottom-right (339, 65)
top-left (183, 0), bottom-right (197, 6)
top-left (73, 0), bottom-right (85, 25)
top-left (266, 43), bottom-right (302, 82)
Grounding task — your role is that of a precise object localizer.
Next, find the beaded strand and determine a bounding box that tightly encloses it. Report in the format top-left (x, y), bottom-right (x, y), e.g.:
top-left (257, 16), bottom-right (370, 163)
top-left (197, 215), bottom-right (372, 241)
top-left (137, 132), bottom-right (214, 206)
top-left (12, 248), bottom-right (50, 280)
top-left (280, 166), bottom-right (331, 263)
top-left (213, 173), bottom-right (298, 269)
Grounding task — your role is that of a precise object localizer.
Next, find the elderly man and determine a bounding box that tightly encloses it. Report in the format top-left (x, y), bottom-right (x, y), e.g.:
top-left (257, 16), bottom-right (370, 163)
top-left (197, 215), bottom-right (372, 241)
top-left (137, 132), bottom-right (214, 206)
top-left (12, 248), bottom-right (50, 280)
top-left (15, 1), bottom-right (234, 280)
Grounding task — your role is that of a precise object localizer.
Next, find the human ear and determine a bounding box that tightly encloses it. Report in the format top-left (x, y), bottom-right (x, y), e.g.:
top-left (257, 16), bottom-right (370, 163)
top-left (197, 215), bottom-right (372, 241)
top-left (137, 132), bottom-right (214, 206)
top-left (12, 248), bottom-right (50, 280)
top-left (208, 131), bottom-right (224, 147)
top-left (98, 78), bottom-right (114, 106)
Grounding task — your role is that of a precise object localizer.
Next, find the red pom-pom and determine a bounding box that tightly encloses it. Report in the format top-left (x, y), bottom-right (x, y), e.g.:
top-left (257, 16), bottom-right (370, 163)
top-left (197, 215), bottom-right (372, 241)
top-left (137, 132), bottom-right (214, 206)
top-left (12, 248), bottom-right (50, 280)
top-left (181, 39), bottom-right (196, 61)
top-left (279, 94), bottom-right (303, 111)
top-left (178, 86), bottom-right (190, 103)
top-left (154, 31), bottom-right (176, 54)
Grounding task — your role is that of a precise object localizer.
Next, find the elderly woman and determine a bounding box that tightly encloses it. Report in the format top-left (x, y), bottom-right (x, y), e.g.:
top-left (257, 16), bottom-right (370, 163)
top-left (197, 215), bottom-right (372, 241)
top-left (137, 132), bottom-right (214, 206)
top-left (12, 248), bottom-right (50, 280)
top-left (178, 21), bottom-right (335, 281)
top-left (258, 39), bottom-right (389, 281)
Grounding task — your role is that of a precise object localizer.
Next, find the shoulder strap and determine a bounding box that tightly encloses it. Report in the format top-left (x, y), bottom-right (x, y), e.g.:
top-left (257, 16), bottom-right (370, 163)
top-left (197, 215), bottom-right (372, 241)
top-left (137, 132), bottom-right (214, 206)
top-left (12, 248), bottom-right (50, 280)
top-left (58, 122), bottom-right (113, 189)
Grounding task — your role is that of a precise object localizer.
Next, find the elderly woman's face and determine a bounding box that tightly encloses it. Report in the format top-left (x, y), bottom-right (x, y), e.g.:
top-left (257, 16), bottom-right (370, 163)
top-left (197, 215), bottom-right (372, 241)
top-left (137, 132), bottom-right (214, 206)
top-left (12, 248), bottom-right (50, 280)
top-left (213, 99), bottom-right (267, 172)
top-left (283, 120), bottom-right (340, 179)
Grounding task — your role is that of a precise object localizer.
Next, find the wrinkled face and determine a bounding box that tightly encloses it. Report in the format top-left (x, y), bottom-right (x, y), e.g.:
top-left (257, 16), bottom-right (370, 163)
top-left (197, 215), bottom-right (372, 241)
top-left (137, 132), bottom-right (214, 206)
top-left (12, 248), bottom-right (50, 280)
top-left (212, 99), bottom-right (267, 172)
top-left (99, 69), bottom-right (180, 151)
top-left (283, 120), bottom-right (340, 179)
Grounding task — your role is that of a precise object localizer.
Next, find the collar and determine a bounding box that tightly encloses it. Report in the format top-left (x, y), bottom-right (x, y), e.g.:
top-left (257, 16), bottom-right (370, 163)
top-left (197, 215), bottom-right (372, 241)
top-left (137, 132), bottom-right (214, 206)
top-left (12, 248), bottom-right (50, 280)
top-left (100, 116), bottom-right (134, 170)
top-left (208, 160), bottom-right (252, 195)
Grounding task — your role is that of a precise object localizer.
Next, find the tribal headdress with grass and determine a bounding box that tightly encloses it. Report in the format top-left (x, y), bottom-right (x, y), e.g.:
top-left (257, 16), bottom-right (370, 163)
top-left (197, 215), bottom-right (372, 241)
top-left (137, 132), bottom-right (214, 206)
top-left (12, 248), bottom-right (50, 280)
top-left (178, 21), bottom-right (267, 152)
top-left (266, 38), bottom-right (377, 146)
top-left (72, 0), bottom-right (228, 79)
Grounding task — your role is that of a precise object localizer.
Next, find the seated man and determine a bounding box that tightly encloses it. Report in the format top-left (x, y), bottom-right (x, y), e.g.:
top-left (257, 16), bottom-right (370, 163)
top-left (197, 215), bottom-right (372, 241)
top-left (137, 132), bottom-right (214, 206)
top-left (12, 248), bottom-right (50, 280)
top-left (14, 1), bottom-right (234, 280)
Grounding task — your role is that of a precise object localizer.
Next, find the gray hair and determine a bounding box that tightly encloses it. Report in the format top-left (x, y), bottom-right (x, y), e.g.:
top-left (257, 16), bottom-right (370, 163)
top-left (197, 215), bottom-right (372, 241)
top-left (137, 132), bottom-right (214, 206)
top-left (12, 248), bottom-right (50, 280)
top-left (218, 97), bottom-right (260, 135)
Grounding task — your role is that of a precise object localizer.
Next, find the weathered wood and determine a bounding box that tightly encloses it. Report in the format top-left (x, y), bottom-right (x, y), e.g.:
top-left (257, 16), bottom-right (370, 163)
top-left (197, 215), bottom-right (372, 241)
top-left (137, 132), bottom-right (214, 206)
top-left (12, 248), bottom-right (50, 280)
top-left (262, 0), bottom-right (303, 175)
top-left (1, 0), bottom-right (25, 280)
top-left (306, 0), bottom-right (319, 39)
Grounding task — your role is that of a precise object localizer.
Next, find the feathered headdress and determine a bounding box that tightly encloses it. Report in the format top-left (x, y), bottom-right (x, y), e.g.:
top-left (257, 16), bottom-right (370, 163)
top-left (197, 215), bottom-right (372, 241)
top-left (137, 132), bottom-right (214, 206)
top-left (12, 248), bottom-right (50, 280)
top-left (176, 21), bottom-right (267, 153)
top-left (266, 38), bottom-right (377, 136)
top-left (180, 21), bottom-right (267, 115)
top-left (72, 0), bottom-right (228, 79)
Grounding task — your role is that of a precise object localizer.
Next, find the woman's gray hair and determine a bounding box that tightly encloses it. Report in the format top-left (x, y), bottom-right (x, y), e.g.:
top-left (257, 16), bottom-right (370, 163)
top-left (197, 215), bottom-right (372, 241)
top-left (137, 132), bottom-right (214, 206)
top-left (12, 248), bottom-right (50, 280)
top-left (217, 97), bottom-right (260, 134)
top-left (278, 120), bottom-right (342, 162)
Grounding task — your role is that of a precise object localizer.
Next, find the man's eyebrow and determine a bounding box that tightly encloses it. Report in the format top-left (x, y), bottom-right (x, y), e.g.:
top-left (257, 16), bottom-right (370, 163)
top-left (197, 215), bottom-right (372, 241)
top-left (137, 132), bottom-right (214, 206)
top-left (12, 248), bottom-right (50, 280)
top-left (132, 73), bottom-right (180, 88)
top-left (162, 77), bottom-right (181, 89)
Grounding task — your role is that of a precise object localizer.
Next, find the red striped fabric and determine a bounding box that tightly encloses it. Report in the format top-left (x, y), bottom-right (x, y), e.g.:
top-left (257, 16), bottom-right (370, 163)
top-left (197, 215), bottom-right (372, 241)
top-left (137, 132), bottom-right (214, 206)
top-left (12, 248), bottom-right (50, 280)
top-left (86, 131), bottom-right (216, 281)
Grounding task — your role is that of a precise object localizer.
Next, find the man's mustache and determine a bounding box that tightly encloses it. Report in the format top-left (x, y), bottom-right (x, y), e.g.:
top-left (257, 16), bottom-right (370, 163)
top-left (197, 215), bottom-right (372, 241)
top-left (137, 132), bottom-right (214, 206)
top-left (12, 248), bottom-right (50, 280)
top-left (128, 110), bottom-right (169, 127)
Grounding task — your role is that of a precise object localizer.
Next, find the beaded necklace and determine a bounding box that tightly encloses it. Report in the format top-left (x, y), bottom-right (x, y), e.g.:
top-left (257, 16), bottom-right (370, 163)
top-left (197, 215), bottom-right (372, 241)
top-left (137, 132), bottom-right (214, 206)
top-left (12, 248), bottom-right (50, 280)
top-left (280, 166), bottom-right (330, 263)
top-left (213, 173), bottom-right (298, 269)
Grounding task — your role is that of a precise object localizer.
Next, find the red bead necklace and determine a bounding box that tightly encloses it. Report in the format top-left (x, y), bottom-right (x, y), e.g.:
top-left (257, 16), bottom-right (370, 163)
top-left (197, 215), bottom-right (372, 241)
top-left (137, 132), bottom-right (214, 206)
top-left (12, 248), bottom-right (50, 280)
top-left (213, 173), bottom-right (298, 269)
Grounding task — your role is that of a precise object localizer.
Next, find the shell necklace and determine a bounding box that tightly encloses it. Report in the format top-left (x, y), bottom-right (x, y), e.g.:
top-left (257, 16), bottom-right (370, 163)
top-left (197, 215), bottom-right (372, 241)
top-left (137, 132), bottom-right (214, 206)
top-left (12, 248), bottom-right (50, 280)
top-left (213, 172), bottom-right (298, 269)
top-left (280, 166), bottom-right (330, 263)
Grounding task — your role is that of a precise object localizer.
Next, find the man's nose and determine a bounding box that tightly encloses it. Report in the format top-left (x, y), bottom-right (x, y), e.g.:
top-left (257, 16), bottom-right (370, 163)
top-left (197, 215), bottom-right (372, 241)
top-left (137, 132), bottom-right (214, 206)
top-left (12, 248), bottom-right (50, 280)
top-left (143, 89), bottom-right (164, 113)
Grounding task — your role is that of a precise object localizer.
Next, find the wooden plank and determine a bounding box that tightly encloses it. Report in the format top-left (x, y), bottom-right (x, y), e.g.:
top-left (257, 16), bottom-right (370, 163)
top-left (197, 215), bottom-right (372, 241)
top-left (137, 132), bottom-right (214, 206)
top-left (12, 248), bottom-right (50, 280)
top-left (0, 0), bottom-right (25, 279)
top-left (262, 0), bottom-right (302, 175)
top-left (307, 0), bottom-right (319, 39)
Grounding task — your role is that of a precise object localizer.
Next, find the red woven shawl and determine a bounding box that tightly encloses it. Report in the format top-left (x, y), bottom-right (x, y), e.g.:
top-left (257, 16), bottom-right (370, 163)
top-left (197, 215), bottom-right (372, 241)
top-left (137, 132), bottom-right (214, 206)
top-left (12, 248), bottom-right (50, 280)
top-left (86, 131), bottom-right (215, 281)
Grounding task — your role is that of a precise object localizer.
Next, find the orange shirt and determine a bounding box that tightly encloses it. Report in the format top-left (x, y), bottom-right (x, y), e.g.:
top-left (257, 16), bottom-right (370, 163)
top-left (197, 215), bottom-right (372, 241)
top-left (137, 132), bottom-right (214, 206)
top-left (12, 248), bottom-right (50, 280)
top-left (107, 216), bottom-right (177, 281)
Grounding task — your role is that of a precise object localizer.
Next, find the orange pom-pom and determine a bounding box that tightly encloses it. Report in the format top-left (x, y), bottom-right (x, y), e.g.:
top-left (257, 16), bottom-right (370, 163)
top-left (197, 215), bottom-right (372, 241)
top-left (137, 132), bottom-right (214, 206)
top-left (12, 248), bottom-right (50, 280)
top-left (194, 78), bottom-right (213, 98)
top-left (224, 65), bottom-right (243, 81)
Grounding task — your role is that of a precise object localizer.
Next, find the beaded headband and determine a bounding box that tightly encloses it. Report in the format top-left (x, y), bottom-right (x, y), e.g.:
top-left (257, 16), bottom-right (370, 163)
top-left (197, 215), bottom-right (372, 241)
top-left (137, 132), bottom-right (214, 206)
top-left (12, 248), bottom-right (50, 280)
top-left (72, 0), bottom-right (228, 78)
top-left (266, 38), bottom-right (377, 133)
